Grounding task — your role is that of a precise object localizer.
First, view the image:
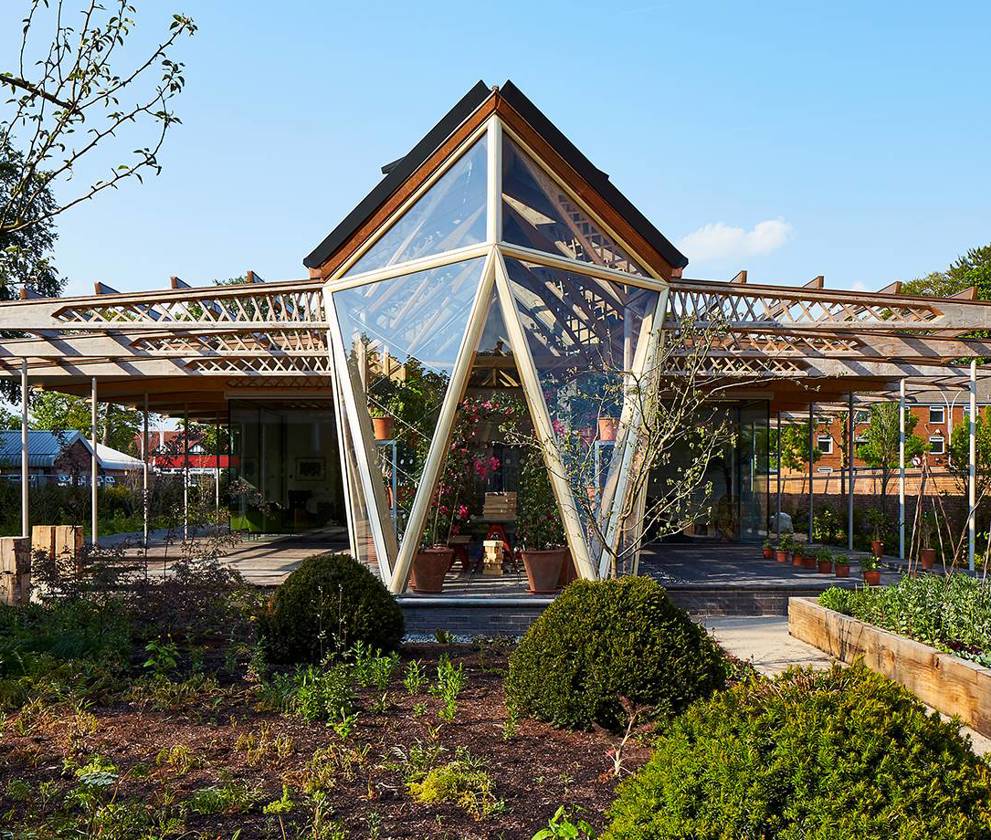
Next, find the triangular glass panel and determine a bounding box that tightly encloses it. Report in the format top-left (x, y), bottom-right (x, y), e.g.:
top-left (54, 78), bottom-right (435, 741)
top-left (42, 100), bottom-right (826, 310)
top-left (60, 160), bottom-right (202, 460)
top-left (501, 137), bottom-right (648, 276)
top-left (502, 256), bottom-right (659, 553)
top-left (345, 136), bottom-right (488, 276)
top-left (332, 258), bottom-right (487, 549)
top-left (406, 289), bottom-right (564, 593)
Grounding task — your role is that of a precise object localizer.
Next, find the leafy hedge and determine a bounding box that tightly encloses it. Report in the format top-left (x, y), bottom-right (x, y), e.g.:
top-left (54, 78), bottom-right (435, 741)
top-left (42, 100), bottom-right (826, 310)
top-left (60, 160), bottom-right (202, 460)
top-left (603, 664), bottom-right (991, 839)
top-left (819, 573), bottom-right (991, 666)
top-left (504, 577), bottom-right (725, 730)
top-left (261, 553), bottom-right (404, 664)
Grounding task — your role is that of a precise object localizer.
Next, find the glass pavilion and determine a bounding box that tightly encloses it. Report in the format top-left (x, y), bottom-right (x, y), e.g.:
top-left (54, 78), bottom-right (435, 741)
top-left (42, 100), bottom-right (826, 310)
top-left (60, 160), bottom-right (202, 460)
top-left (4, 81), bottom-right (991, 592)
top-left (321, 113), bottom-right (673, 592)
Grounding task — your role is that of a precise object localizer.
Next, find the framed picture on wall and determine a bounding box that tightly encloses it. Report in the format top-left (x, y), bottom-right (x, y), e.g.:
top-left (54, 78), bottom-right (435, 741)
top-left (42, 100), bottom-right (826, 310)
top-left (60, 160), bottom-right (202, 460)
top-left (296, 458), bottom-right (326, 481)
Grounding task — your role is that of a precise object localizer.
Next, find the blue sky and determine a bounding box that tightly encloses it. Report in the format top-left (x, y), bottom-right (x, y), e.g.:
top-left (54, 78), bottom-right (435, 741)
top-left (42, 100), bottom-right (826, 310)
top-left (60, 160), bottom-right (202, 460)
top-left (12, 1), bottom-right (991, 296)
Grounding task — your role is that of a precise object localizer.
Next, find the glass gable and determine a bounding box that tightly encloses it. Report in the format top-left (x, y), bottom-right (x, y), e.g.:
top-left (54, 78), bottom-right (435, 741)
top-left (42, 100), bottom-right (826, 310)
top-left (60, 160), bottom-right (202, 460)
top-left (501, 138), bottom-right (648, 276)
top-left (333, 258), bottom-right (486, 547)
top-left (345, 136), bottom-right (488, 277)
top-left (503, 256), bottom-right (658, 546)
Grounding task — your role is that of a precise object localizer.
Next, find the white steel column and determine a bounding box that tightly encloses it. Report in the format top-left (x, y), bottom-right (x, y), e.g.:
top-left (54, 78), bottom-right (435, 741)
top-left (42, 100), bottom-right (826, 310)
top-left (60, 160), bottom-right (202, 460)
top-left (899, 378), bottom-right (906, 561)
top-left (20, 360), bottom-right (29, 538)
top-left (775, 411), bottom-right (782, 531)
top-left (486, 117), bottom-right (502, 243)
top-left (183, 407), bottom-right (190, 541)
top-left (91, 377), bottom-right (98, 546)
top-left (807, 402), bottom-right (814, 544)
top-left (214, 416), bottom-right (221, 514)
top-left (969, 360), bottom-right (977, 571)
top-left (142, 393), bottom-right (149, 547)
top-left (848, 392), bottom-right (855, 553)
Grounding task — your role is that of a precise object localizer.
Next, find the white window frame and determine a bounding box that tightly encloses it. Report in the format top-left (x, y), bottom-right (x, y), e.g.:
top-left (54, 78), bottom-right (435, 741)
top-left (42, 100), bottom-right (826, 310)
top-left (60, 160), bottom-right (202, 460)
top-left (929, 435), bottom-right (945, 455)
top-left (817, 435), bottom-right (833, 455)
top-left (929, 405), bottom-right (945, 424)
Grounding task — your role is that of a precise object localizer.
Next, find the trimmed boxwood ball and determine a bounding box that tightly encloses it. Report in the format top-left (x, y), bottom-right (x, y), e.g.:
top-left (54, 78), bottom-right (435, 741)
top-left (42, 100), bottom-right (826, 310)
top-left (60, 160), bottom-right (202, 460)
top-left (504, 577), bottom-right (725, 730)
top-left (603, 663), bottom-right (991, 839)
top-left (262, 553), bottom-right (404, 664)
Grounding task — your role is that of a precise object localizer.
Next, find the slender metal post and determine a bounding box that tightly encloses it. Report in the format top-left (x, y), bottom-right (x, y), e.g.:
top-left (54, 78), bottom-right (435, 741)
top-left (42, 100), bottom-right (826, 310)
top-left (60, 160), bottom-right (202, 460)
top-left (808, 402), bottom-right (814, 544)
top-left (20, 360), bottom-right (29, 538)
top-left (969, 360), bottom-right (977, 571)
top-left (775, 410), bottom-right (782, 532)
top-left (183, 407), bottom-right (190, 542)
top-left (848, 392), bottom-right (855, 552)
top-left (214, 416), bottom-right (221, 514)
top-left (142, 393), bottom-right (149, 548)
top-left (899, 378), bottom-right (906, 561)
top-left (91, 377), bottom-right (98, 546)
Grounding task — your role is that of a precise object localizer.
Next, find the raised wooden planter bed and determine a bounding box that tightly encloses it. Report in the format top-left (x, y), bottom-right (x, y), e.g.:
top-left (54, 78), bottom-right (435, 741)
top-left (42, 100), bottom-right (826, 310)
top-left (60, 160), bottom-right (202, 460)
top-left (788, 596), bottom-right (991, 737)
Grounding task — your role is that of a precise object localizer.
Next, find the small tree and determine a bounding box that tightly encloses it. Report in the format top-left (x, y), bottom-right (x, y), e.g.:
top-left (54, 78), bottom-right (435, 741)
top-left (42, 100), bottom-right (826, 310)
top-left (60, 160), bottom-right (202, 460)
top-left (776, 417), bottom-right (828, 472)
top-left (856, 402), bottom-right (926, 510)
top-left (948, 407), bottom-right (991, 502)
top-left (31, 390), bottom-right (140, 453)
top-left (0, 2), bottom-right (196, 239)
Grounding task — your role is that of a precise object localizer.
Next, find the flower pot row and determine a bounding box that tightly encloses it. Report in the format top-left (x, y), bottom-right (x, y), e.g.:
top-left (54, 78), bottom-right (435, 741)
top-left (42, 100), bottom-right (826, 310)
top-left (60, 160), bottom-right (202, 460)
top-left (764, 540), bottom-right (884, 582)
top-left (409, 545), bottom-right (574, 594)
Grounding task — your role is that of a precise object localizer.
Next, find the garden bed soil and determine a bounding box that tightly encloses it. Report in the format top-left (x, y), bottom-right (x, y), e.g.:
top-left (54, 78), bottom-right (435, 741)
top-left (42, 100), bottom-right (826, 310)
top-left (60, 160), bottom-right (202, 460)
top-left (0, 644), bottom-right (650, 838)
top-left (788, 597), bottom-right (991, 737)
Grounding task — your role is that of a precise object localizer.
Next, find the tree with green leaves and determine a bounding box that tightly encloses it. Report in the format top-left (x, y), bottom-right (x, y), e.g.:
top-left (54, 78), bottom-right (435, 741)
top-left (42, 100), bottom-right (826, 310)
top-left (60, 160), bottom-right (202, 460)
top-left (901, 244), bottom-right (991, 300)
top-left (31, 391), bottom-right (139, 454)
top-left (948, 407), bottom-right (991, 503)
top-left (856, 402), bottom-right (927, 509)
top-left (1, 2), bottom-right (196, 241)
top-left (774, 417), bottom-right (828, 472)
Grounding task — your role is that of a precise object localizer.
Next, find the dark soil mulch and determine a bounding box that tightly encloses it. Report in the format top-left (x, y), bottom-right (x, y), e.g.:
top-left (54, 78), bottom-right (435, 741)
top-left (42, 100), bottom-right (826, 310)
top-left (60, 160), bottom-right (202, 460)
top-left (0, 644), bottom-right (652, 838)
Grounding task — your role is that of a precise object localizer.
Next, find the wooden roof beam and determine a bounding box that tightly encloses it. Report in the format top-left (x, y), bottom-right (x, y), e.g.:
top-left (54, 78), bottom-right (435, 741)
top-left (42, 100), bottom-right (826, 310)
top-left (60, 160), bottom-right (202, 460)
top-left (804, 275), bottom-right (824, 289)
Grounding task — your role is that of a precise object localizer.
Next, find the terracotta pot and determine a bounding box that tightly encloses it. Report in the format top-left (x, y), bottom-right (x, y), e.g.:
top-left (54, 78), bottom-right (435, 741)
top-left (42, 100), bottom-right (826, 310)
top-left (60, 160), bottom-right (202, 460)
top-left (921, 547), bottom-right (936, 570)
top-left (372, 416), bottom-right (394, 441)
top-left (775, 549), bottom-right (790, 563)
top-left (792, 551), bottom-right (805, 567)
top-left (557, 552), bottom-right (578, 588)
top-left (410, 547), bottom-right (453, 593)
top-left (834, 563), bottom-right (850, 578)
top-left (863, 569), bottom-right (882, 586)
top-left (802, 555), bottom-right (817, 570)
top-left (817, 560), bottom-right (833, 574)
top-left (762, 547), bottom-right (772, 559)
top-left (598, 417), bottom-right (619, 442)
top-left (522, 549), bottom-right (566, 594)
top-left (871, 539), bottom-right (884, 558)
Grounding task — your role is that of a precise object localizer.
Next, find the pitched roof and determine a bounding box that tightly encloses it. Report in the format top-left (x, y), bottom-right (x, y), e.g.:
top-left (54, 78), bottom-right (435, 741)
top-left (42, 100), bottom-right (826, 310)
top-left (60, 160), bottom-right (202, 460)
top-left (0, 430), bottom-right (142, 471)
top-left (302, 80), bottom-right (688, 272)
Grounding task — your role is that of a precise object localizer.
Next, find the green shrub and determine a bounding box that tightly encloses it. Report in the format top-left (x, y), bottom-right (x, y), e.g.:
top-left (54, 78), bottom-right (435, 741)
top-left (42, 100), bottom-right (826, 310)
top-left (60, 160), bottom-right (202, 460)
top-left (407, 749), bottom-right (501, 820)
top-left (603, 664), bottom-right (991, 839)
top-left (504, 577), bottom-right (725, 730)
top-left (263, 662), bottom-right (356, 723)
top-left (819, 574), bottom-right (991, 667)
top-left (261, 553), bottom-right (404, 664)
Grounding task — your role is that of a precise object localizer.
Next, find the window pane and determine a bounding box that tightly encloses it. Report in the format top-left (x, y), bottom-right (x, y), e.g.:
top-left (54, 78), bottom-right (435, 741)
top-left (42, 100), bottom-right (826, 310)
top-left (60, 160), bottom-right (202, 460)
top-left (504, 256), bottom-right (658, 548)
top-left (345, 137), bottom-right (487, 276)
top-left (333, 258), bottom-right (486, 549)
top-left (502, 137), bottom-right (647, 276)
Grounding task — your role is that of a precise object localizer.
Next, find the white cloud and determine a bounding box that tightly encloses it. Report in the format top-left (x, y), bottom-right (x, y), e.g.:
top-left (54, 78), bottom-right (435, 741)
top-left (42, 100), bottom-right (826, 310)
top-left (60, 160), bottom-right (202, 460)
top-left (677, 218), bottom-right (793, 263)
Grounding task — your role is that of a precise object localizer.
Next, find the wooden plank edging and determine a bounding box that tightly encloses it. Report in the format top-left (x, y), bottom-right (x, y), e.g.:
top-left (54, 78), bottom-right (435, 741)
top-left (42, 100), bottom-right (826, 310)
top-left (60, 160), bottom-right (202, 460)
top-left (788, 596), bottom-right (991, 736)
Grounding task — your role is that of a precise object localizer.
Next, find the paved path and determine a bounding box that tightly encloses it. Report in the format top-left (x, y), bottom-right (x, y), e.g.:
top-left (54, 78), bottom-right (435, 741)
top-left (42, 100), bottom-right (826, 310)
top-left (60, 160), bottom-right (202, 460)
top-left (701, 615), bottom-right (991, 756)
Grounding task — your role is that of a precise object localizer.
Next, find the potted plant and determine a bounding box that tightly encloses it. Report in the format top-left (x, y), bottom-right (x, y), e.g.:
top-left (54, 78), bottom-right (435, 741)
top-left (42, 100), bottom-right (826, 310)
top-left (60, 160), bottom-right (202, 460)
top-left (792, 539), bottom-right (806, 568)
top-left (369, 406), bottom-right (394, 441)
top-left (410, 480), bottom-right (464, 594)
top-left (762, 538), bottom-right (774, 560)
top-left (517, 450), bottom-right (567, 594)
top-left (774, 535), bottom-right (792, 563)
top-left (861, 554), bottom-right (882, 586)
top-left (834, 555), bottom-right (851, 578)
top-left (598, 416), bottom-right (619, 442)
top-left (920, 513), bottom-right (936, 570)
top-left (815, 547), bottom-right (833, 574)
top-left (867, 508), bottom-right (886, 558)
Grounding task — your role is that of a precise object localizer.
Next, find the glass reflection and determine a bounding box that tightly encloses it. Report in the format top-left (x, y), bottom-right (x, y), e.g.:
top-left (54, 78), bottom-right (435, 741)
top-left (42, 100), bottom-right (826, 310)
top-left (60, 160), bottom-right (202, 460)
top-left (333, 258), bottom-right (486, 547)
top-left (345, 136), bottom-right (487, 276)
top-left (502, 138), bottom-right (647, 276)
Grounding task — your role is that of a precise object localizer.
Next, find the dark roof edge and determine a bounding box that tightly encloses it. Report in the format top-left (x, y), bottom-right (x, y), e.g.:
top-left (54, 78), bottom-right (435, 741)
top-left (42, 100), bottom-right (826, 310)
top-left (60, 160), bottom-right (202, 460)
top-left (303, 80), bottom-right (492, 269)
top-left (498, 81), bottom-right (689, 270)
